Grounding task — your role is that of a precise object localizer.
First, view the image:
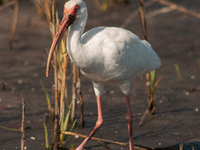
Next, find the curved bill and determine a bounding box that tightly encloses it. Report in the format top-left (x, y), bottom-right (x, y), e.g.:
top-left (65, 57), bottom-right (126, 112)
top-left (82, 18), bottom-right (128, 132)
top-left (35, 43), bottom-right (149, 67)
top-left (46, 12), bottom-right (75, 77)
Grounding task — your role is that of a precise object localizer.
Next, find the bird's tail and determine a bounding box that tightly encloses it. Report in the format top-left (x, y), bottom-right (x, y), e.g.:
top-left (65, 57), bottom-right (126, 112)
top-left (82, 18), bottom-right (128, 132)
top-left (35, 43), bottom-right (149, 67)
top-left (141, 40), bottom-right (151, 48)
top-left (141, 40), bottom-right (161, 70)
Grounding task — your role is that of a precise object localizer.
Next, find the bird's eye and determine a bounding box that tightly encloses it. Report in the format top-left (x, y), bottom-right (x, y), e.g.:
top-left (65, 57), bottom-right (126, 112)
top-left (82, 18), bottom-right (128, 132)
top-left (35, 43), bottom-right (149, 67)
top-left (75, 6), bottom-right (79, 12)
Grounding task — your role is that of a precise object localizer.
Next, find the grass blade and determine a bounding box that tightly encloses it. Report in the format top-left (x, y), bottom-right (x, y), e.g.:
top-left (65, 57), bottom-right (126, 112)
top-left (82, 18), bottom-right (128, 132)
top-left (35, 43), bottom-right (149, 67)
top-left (0, 125), bottom-right (20, 132)
top-left (60, 102), bottom-right (73, 146)
top-left (40, 81), bottom-right (51, 109)
top-left (43, 120), bottom-right (49, 150)
top-left (174, 63), bottom-right (182, 82)
top-left (150, 70), bottom-right (156, 91)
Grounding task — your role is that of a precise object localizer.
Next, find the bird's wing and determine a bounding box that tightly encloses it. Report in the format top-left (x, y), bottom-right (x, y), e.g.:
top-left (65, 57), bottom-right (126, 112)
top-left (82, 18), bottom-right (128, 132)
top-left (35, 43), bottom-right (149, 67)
top-left (81, 27), bottom-right (161, 83)
top-left (81, 27), bottom-right (126, 83)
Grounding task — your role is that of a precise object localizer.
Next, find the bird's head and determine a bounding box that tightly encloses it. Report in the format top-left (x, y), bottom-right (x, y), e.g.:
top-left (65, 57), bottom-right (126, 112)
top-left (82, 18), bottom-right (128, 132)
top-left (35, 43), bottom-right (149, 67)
top-left (46, 0), bottom-right (87, 77)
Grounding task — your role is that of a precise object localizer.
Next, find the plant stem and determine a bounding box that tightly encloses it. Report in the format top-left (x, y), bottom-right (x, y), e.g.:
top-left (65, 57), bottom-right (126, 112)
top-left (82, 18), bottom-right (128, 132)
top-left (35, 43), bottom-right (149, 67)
top-left (138, 0), bottom-right (153, 113)
top-left (21, 96), bottom-right (25, 150)
top-left (77, 68), bottom-right (84, 127)
top-left (71, 64), bottom-right (77, 122)
top-left (50, 0), bottom-right (60, 149)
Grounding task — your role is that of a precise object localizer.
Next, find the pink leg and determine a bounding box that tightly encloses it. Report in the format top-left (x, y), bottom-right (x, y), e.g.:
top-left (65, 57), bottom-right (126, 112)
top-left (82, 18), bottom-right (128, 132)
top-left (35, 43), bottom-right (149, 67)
top-left (125, 95), bottom-right (134, 150)
top-left (76, 96), bottom-right (104, 150)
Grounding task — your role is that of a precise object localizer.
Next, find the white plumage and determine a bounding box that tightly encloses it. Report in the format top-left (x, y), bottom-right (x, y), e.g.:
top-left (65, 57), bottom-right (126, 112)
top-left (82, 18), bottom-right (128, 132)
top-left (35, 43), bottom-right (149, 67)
top-left (46, 0), bottom-right (161, 149)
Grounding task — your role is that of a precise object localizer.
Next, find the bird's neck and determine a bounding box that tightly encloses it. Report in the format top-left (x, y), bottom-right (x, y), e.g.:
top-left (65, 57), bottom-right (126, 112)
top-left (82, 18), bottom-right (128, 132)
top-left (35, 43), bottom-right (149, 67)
top-left (67, 18), bottom-right (87, 68)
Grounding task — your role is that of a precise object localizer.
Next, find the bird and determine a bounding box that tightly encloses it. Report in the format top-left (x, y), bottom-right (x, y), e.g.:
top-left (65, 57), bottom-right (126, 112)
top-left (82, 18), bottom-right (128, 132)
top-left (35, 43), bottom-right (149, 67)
top-left (46, 0), bottom-right (161, 149)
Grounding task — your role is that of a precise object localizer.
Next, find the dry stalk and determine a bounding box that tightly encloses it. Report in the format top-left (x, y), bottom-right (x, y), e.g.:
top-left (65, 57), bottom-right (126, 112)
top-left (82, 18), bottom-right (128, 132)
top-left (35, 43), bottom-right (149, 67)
top-left (137, 0), bottom-right (153, 111)
top-left (97, 140), bottom-right (113, 150)
top-left (62, 132), bottom-right (178, 150)
top-left (34, 1), bottom-right (61, 148)
top-left (122, 0), bottom-right (200, 36)
top-left (71, 64), bottom-right (77, 122)
top-left (35, 0), bottom-right (84, 148)
top-left (0, 0), bottom-right (16, 11)
top-left (21, 95), bottom-right (25, 150)
top-left (53, 53), bottom-right (60, 150)
top-left (34, 0), bottom-right (83, 149)
top-left (65, 62), bottom-right (69, 108)
top-left (76, 68), bottom-right (84, 127)
top-left (137, 0), bottom-right (154, 125)
top-left (138, 0), bottom-right (147, 40)
top-left (152, 0), bottom-right (200, 19)
top-left (35, 0), bottom-right (61, 148)
top-left (120, 0), bottom-right (155, 28)
top-left (138, 0), bottom-right (163, 126)
top-left (60, 38), bottom-right (68, 122)
top-left (61, 131), bottom-right (151, 150)
top-left (121, 0), bottom-right (200, 29)
top-left (51, 0), bottom-right (61, 148)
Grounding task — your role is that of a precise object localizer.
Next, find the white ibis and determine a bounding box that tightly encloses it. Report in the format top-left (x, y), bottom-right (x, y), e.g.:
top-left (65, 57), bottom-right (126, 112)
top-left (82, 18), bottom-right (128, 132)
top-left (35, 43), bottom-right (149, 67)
top-left (46, 0), bottom-right (161, 149)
